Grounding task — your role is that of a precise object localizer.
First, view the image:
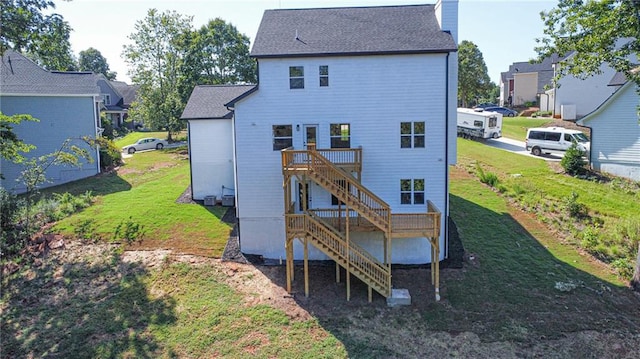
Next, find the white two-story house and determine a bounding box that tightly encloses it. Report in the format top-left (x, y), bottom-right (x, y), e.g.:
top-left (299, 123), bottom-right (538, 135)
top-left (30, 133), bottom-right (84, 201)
top-left (184, 1), bottom-right (458, 301)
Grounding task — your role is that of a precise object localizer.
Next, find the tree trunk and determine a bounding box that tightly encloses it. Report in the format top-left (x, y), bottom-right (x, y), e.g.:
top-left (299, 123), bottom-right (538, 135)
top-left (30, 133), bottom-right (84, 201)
top-left (632, 242), bottom-right (640, 292)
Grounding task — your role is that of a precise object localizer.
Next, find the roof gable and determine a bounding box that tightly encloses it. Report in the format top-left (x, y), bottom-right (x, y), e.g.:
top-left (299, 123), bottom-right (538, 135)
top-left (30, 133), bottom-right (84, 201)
top-left (251, 5), bottom-right (457, 58)
top-left (0, 50), bottom-right (99, 95)
top-left (181, 85), bottom-right (256, 120)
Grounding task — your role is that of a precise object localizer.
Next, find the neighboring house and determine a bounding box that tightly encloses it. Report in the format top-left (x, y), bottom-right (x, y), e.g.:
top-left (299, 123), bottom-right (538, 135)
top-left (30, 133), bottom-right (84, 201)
top-left (0, 50), bottom-right (101, 193)
top-left (500, 54), bottom-right (562, 107)
top-left (181, 84), bottom-right (255, 201)
top-left (577, 74), bottom-right (640, 181)
top-left (184, 0), bottom-right (458, 301)
top-left (109, 80), bottom-right (140, 128)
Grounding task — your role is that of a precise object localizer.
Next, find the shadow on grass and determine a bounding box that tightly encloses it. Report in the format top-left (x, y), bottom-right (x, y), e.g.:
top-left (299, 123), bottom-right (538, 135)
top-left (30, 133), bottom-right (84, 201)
top-left (39, 171), bottom-right (132, 197)
top-left (1, 246), bottom-right (176, 358)
top-left (247, 194), bottom-right (640, 357)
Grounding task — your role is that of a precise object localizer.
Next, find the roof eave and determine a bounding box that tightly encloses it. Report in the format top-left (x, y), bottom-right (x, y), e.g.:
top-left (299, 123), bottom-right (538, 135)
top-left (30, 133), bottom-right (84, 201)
top-left (251, 48), bottom-right (458, 59)
top-left (224, 86), bottom-right (259, 108)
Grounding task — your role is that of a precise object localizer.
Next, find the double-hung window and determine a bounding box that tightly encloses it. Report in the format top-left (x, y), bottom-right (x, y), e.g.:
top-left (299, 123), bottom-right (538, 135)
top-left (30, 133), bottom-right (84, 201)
top-left (330, 123), bottom-right (350, 148)
top-left (289, 66), bottom-right (304, 89)
top-left (273, 125), bottom-right (293, 150)
top-left (319, 65), bottom-right (329, 87)
top-left (400, 121), bottom-right (425, 148)
top-left (400, 179), bottom-right (425, 205)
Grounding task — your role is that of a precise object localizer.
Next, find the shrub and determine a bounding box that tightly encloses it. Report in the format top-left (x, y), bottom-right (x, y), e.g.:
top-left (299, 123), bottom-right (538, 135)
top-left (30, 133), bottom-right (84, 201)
top-left (561, 143), bottom-right (587, 176)
top-left (74, 218), bottom-right (98, 243)
top-left (565, 191), bottom-right (588, 219)
top-left (95, 137), bottom-right (123, 169)
top-left (476, 163), bottom-right (500, 187)
top-left (113, 216), bottom-right (146, 245)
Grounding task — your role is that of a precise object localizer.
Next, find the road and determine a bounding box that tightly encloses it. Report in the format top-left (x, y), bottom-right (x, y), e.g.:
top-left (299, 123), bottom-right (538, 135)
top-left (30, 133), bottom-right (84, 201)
top-left (483, 137), bottom-right (563, 162)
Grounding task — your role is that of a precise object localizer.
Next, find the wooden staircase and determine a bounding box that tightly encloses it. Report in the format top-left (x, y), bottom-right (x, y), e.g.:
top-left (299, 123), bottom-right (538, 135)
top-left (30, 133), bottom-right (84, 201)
top-left (282, 146), bottom-right (442, 301)
top-left (286, 212), bottom-right (390, 297)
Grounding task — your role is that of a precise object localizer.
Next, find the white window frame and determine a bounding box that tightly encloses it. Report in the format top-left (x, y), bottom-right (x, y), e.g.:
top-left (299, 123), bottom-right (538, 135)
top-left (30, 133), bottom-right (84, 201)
top-left (400, 178), bottom-right (425, 205)
top-left (319, 65), bottom-right (329, 87)
top-left (400, 121), bottom-right (425, 148)
top-left (289, 66), bottom-right (304, 89)
top-left (273, 125), bottom-right (293, 150)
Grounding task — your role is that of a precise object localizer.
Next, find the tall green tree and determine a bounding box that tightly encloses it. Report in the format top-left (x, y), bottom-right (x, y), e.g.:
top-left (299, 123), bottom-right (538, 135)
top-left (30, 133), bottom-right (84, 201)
top-left (536, 0), bottom-right (640, 86)
top-left (123, 9), bottom-right (193, 140)
top-left (458, 40), bottom-right (493, 107)
top-left (191, 18), bottom-right (256, 84)
top-left (177, 18), bottom-right (256, 103)
top-left (79, 47), bottom-right (117, 80)
top-left (1, 0), bottom-right (76, 70)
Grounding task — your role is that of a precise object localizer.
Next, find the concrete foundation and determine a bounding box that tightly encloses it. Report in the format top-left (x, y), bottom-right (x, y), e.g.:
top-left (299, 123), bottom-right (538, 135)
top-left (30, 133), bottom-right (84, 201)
top-left (386, 288), bottom-right (411, 307)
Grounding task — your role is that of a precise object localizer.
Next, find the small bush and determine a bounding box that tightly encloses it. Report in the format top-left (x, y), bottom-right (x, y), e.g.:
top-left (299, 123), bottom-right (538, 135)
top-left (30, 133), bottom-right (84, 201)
top-left (561, 143), bottom-right (587, 176)
top-left (565, 191), bottom-right (588, 218)
top-left (476, 163), bottom-right (500, 187)
top-left (74, 218), bottom-right (98, 243)
top-left (95, 137), bottom-right (123, 170)
top-left (113, 216), bottom-right (146, 245)
top-left (580, 225), bottom-right (600, 250)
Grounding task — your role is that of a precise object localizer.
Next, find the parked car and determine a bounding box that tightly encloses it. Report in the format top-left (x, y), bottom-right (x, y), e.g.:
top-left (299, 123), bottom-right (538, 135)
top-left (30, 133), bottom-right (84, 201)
top-left (526, 127), bottom-right (590, 156)
top-left (122, 138), bottom-right (168, 154)
top-left (484, 106), bottom-right (518, 117)
top-left (474, 102), bottom-right (498, 109)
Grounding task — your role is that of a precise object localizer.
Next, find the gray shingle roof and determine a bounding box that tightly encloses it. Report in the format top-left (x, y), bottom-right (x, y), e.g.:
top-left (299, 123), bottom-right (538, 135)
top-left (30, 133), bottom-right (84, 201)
top-left (181, 85), bottom-right (256, 120)
top-left (608, 71), bottom-right (628, 86)
top-left (1, 50), bottom-right (99, 95)
top-left (110, 80), bottom-right (140, 107)
top-left (251, 5), bottom-right (457, 58)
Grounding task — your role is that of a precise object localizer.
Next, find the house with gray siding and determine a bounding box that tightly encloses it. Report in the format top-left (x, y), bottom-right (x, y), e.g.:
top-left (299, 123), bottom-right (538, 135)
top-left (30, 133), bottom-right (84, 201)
top-left (186, 0), bottom-right (458, 301)
top-left (0, 50), bottom-right (101, 193)
top-left (577, 75), bottom-right (640, 181)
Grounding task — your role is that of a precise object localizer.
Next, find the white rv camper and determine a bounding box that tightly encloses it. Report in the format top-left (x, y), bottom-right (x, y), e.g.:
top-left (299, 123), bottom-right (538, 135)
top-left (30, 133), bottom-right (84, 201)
top-left (457, 108), bottom-right (502, 139)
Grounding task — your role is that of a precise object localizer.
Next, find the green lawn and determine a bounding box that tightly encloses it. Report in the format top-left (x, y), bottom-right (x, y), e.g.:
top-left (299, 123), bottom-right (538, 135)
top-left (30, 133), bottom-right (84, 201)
top-left (501, 116), bottom-right (553, 140)
top-left (52, 145), bottom-right (229, 257)
top-left (3, 134), bottom-right (640, 357)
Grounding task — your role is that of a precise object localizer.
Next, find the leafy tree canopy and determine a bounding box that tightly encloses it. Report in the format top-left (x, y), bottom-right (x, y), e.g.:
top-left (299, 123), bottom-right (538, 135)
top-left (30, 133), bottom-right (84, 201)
top-left (536, 0), bottom-right (640, 86)
top-left (458, 40), bottom-right (494, 107)
top-left (79, 47), bottom-right (117, 80)
top-left (0, 112), bottom-right (38, 179)
top-left (123, 9), bottom-right (193, 139)
top-left (1, 0), bottom-right (77, 71)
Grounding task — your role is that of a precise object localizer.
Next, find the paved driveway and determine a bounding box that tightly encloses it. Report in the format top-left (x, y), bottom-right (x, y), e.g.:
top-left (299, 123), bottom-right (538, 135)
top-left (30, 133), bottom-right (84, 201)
top-left (484, 137), bottom-right (563, 162)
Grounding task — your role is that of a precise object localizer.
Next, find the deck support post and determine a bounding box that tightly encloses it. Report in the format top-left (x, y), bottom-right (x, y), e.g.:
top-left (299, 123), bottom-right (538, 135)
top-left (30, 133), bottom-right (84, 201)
top-left (336, 262), bottom-right (340, 283)
top-left (304, 237), bottom-right (309, 297)
top-left (346, 204), bottom-right (351, 301)
top-left (286, 238), bottom-right (293, 293)
top-left (434, 237), bottom-right (440, 302)
top-left (368, 286), bottom-right (372, 303)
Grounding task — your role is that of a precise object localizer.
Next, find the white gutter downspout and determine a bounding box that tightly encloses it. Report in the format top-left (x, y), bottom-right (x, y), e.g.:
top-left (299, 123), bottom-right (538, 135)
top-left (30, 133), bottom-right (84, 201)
top-left (93, 95), bottom-right (102, 173)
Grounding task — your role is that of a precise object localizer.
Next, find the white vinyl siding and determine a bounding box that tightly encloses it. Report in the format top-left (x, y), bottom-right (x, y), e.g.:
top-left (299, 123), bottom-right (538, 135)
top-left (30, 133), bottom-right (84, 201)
top-left (188, 119), bottom-right (235, 200)
top-left (234, 54), bottom-right (450, 262)
top-left (582, 83), bottom-right (640, 181)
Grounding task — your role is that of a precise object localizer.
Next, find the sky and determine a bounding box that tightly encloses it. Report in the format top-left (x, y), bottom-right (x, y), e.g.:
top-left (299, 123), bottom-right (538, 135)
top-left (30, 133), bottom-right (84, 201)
top-left (53, 0), bottom-right (557, 84)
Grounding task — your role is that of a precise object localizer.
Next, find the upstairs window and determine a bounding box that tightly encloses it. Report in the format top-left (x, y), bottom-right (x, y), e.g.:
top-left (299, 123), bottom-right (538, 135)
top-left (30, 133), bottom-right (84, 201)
top-left (289, 66), bottom-right (304, 89)
top-left (330, 123), bottom-right (350, 148)
top-left (273, 125), bottom-right (293, 150)
top-left (102, 94), bottom-right (111, 105)
top-left (319, 65), bottom-right (329, 87)
top-left (400, 179), bottom-right (425, 205)
top-left (400, 121), bottom-right (425, 148)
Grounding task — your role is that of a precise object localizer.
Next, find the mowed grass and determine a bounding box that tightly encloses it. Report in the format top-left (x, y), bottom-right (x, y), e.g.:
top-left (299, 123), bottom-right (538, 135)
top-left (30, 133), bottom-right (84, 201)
top-left (501, 116), bottom-right (552, 140)
top-left (457, 137), bottom-right (640, 219)
top-left (52, 145), bottom-right (230, 256)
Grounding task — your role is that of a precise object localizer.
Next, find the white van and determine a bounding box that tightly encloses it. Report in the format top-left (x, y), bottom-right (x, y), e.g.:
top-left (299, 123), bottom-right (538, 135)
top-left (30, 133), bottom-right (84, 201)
top-left (525, 127), bottom-right (590, 156)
